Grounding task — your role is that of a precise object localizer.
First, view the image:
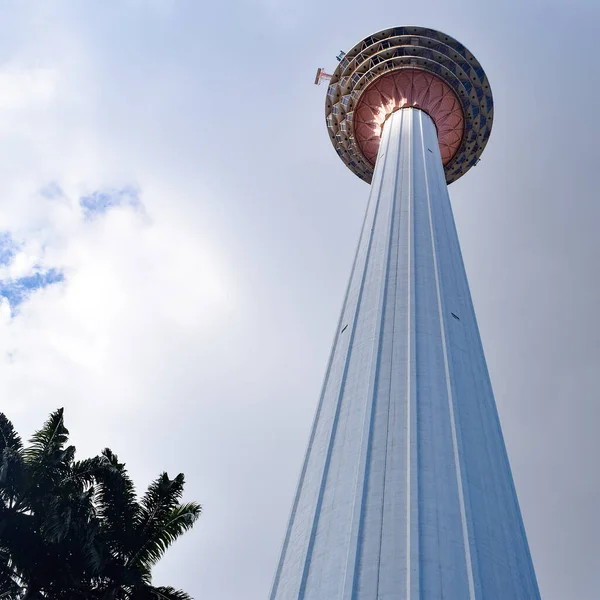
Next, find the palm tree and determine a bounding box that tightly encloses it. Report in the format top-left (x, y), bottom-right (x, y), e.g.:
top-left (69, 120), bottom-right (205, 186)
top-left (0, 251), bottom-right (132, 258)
top-left (0, 409), bottom-right (201, 599)
top-left (92, 449), bottom-right (200, 600)
top-left (0, 408), bottom-right (103, 598)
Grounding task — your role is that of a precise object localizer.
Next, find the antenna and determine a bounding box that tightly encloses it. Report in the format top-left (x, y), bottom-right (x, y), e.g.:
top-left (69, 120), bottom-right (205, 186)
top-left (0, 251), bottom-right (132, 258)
top-left (314, 68), bottom-right (333, 86)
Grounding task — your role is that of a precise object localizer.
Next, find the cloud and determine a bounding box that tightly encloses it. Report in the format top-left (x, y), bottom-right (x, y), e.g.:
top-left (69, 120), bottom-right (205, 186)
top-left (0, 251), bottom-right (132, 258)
top-left (0, 229), bottom-right (65, 316)
top-left (0, 186), bottom-right (145, 315)
top-left (0, 67), bottom-right (57, 110)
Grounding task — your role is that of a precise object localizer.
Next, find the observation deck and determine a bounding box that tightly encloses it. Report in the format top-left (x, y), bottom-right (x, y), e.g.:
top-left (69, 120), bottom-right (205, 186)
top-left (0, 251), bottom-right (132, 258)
top-left (325, 26), bottom-right (494, 184)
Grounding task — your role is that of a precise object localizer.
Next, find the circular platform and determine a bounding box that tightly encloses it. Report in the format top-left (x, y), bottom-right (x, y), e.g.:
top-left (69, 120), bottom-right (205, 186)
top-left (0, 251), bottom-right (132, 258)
top-left (325, 27), bottom-right (494, 184)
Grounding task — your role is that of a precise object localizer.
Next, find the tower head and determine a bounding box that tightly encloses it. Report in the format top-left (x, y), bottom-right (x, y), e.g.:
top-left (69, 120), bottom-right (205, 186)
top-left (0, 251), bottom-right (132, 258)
top-left (325, 27), bottom-right (493, 184)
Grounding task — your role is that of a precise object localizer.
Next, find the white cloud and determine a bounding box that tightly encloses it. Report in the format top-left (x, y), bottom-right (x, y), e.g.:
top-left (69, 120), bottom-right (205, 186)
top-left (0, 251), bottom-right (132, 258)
top-left (0, 184), bottom-right (237, 414)
top-left (0, 67), bottom-right (57, 110)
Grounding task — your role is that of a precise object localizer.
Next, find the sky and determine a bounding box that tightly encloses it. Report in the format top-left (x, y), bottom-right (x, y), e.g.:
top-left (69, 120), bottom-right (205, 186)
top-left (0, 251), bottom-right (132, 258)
top-left (0, 1), bottom-right (599, 598)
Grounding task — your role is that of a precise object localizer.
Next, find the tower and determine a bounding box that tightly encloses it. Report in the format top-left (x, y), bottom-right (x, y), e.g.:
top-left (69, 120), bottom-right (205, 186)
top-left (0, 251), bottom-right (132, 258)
top-left (270, 27), bottom-right (541, 599)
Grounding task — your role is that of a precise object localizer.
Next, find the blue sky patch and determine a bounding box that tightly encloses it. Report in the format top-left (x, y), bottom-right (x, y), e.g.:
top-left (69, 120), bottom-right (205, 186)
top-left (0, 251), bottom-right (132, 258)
top-left (0, 268), bottom-right (64, 312)
top-left (80, 186), bottom-right (141, 220)
top-left (0, 233), bottom-right (19, 266)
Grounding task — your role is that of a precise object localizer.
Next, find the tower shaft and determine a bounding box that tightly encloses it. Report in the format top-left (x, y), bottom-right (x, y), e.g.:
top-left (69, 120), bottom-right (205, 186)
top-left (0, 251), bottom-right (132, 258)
top-left (270, 108), bottom-right (540, 599)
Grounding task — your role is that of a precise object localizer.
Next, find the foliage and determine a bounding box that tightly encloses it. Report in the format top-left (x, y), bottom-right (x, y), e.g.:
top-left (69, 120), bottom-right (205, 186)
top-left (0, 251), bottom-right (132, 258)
top-left (0, 409), bottom-right (201, 599)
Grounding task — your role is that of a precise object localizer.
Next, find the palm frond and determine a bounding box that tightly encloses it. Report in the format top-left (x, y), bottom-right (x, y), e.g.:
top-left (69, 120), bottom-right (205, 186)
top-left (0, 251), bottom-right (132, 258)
top-left (130, 584), bottom-right (193, 600)
top-left (0, 447), bottom-right (26, 503)
top-left (66, 455), bottom-right (114, 493)
top-left (40, 500), bottom-right (72, 543)
top-left (0, 414), bottom-right (25, 506)
top-left (139, 474), bottom-right (186, 529)
top-left (137, 503), bottom-right (201, 567)
top-left (38, 485), bottom-right (97, 544)
top-left (23, 408), bottom-right (69, 464)
top-left (125, 474), bottom-right (187, 568)
top-left (0, 414), bottom-right (22, 455)
top-left (95, 449), bottom-right (139, 555)
top-left (0, 547), bottom-right (22, 600)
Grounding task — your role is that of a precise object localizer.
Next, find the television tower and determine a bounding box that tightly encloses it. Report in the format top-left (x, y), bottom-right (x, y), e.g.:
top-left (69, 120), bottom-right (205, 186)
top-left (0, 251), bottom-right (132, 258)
top-left (270, 27), bottom-right (541, 599)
